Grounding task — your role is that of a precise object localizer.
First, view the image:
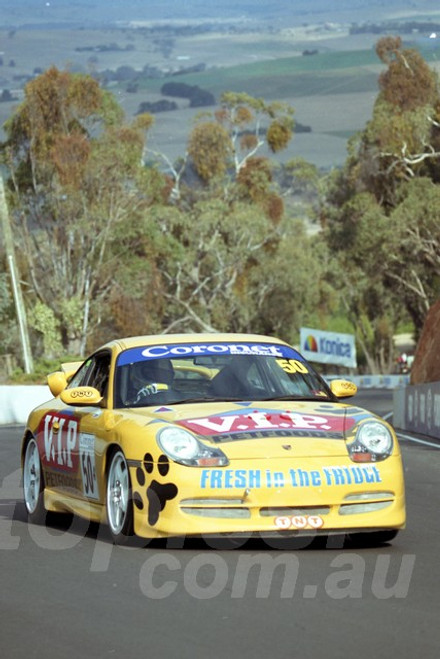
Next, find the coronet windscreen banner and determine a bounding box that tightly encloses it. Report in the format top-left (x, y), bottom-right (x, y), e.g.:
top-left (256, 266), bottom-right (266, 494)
top-left (300, 328), bottom-right (357, 368)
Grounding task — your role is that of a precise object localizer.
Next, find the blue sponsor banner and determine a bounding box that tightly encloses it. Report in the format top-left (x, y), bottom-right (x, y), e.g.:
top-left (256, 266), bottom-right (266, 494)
top-left (117, 342), bottom-right (304, 366)
top-left (300, 328), bottom-right (357, 368)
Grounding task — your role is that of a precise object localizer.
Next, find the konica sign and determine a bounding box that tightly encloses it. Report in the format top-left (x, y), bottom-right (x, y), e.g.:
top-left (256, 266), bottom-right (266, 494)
top-left (300, 328), bottom-right (357, 368)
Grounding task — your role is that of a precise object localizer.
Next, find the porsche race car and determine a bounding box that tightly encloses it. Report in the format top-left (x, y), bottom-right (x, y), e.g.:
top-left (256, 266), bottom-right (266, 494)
top-left (22, 333), bottom-right (406, 545)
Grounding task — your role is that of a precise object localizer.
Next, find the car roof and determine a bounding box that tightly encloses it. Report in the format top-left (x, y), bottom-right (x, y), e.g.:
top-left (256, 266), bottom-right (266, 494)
top-left (102, 333), bottom-right (288, 352)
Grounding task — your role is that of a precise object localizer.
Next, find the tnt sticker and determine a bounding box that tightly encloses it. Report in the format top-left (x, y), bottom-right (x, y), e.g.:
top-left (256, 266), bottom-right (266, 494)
top-left (291, 515), bottom-right (308, 529)
top-left (275, 516), bottom-right (291, 530)
top-left (308, 516), bottom-right (324, 529)
top-left (273, 515), bottom-right (324, 530)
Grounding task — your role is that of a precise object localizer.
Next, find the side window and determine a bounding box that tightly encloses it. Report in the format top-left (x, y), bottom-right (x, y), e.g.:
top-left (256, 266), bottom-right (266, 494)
top-left (68, 359), bottom-right (93, 388)
top-left (67, 353), bottom-right (111, 397)
top-left (89, 354), bottom-right (111, 396)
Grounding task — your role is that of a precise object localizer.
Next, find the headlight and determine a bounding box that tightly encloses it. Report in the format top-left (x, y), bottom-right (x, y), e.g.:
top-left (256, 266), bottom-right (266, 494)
top-left (348, 421), bottom-right (393, 462)
top-left (158, 427), bottom-right (229, 467)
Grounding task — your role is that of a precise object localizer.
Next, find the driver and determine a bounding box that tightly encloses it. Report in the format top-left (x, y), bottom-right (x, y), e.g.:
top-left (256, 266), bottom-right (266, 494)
top-left (131, 358), bottom-right (176, 404)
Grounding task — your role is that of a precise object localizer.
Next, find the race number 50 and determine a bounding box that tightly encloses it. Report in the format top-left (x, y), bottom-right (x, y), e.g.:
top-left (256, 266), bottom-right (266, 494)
top-left (79, 433), bottom-right (99, 500)
top-left (276, 358), bottom-right (309, 374)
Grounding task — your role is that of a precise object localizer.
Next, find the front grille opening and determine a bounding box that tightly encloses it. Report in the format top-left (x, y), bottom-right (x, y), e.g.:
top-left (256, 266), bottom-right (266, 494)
top-left (339, 500), bottom-right (393, 516)
top-left (343, 491), bottom-right (394, 502)
top-left (180, 498), bottom-right (245, 506)
top-left (181, 507), bottom-right (251, 519)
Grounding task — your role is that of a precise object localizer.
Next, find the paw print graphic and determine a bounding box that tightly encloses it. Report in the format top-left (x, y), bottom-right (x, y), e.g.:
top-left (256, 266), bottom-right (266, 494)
top-left (133, 453), bottom-right (178, 526)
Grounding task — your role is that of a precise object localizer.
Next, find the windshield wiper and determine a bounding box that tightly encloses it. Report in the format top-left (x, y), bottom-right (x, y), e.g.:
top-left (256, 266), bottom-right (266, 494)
top-left (170, 396), bottom-right (244, 404)
top-left (127, 396), bottom-right (246, 408)
top-left (259, 394), bottom-right (332, 402)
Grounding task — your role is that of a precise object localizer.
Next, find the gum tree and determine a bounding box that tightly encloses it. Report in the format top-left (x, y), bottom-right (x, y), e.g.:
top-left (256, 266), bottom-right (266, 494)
top-left (323, 37), bottom-right (440, 364)
top-left (1, 67), bottom-right (161, 356)
top-left (188, 92), bottom-right (294, 180)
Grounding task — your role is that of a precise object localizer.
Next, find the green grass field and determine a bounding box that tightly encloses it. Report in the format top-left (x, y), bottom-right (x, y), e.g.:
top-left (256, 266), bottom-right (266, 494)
top-left (134, 48), bottom-right (383, 101)
top-left (134, 42), bottom-right (440, 101)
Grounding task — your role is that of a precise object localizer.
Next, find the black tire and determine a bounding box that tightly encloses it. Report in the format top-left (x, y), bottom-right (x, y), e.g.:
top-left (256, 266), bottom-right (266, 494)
top-left (106, 449), bottom-right (134, 544)
top-left (348, 530), bottom-right (399, 547)
top-left (23, 437), bottom-right (46, 525)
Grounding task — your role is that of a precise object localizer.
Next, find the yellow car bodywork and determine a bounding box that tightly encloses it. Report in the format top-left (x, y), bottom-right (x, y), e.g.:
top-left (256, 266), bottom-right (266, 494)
top-left (22, 333), bottom-right (405, 541)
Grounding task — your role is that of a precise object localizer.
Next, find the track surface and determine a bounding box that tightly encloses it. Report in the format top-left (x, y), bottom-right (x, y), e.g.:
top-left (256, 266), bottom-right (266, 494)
top-left (1, 390), bottom-right (439, 658)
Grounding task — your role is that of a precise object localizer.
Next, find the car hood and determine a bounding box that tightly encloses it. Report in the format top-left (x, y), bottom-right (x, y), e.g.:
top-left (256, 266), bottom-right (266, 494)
top-left (126, 400), bottom-right (374, 459)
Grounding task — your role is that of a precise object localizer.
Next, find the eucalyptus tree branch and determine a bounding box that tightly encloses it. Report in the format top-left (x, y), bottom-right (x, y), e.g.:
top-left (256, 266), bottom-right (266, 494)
top-left (163, 315), bottom-right (193, 334)
top-left (386, 269), bottom-right (431, 311)
top-left (382, 140), bottom-right (440, 178)
top-left (163, 293), bottom-right (218, 333)
top-left (144, 148), bottom-right (188, 201)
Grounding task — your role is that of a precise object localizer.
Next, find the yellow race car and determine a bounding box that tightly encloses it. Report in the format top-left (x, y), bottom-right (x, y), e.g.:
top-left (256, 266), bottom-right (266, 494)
top-left (22, 333), bottom-right (405, 545)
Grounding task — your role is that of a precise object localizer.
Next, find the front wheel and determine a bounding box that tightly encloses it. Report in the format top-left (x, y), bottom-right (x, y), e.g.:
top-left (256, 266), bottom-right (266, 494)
top-left (106, 450), bottom-right (134, 544)
top-left (23, 437), bottom-right (46, 524)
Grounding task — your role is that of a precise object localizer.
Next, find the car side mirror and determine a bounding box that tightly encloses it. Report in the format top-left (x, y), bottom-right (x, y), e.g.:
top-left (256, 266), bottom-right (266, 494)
top-left (60, 386), bottom-right (103, 406)
top-left (47, 360), bottom-right (84, 397)
top-left (329, 379), bottom-right (357, 399)
top-left (47, 371), bottom-right (68, 397)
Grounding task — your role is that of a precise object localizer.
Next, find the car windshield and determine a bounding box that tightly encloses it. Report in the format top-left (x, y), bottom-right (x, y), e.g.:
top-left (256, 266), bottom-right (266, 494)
top-left (114, 341), bottom-right (332, 408)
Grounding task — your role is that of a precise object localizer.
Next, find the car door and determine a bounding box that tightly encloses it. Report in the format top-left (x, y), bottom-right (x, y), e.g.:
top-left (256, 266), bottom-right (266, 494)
top-left (41, 351), bottom-right (112, 504)
top-left (70, 351), bottom-right (112, 504)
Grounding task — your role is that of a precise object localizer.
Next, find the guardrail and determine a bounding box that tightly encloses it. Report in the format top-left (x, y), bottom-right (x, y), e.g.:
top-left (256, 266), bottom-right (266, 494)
top-left (393, 381), bottom-right (440, 438)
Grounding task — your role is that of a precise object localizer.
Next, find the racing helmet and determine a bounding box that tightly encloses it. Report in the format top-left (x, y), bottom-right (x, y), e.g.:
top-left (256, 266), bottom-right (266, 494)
top-left (132, 358), bottom-right (175, 389)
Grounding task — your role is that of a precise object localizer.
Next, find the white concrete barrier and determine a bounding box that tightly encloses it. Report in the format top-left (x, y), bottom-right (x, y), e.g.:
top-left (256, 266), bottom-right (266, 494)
top-left (0, 385), bottom-right (52, 425)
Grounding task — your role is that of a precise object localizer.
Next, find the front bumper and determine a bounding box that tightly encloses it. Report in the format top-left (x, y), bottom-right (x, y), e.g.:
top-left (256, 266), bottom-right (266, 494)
top-left (129, 455), bottom-right (406, 539)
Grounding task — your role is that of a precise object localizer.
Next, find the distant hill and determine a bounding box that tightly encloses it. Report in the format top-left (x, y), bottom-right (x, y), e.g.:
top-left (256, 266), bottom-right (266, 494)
top-left (1, 1), bottom-right (439, 28)
top-left (1, 0), bottom-right (440, 170)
